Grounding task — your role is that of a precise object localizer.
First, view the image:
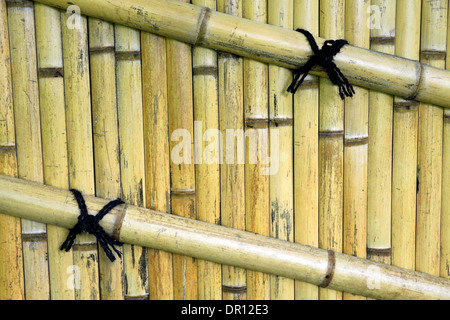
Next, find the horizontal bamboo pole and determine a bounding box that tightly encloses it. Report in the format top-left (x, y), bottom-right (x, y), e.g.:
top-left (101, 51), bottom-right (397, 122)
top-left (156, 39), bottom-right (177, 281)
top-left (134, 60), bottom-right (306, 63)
top-left (33, 0), bottom-right (450, 109)
top-left (0, 175), bottom-right (449, 300)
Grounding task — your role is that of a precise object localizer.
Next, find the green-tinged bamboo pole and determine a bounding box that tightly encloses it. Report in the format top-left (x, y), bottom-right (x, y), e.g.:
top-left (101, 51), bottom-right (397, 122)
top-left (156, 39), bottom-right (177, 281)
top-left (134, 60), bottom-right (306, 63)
top-left (0, 0), bottom-right (24, 300)
top-left (115, 25), bottom-right (149, 300)
top-left (367, 0), bottom-right (395, 267)
top-left (7, 0), bottom-right (49, 299)
top-left (32, 0), bottom-right (450, 109)
top-left (391, 0), bottom-right (420, 271)
top-left (343, 0), bottom-right (370, 301)
top-left (319, 0), bottom-right (344, 301)
top-left (293, 0), bottom-right (319, 300)
top-left (443, 7), bottom-right (450, 279)
top-left (142, 32), bottom-right (174, 300)
top-left (268, 0), bottom-right (294, 301)
top-left (192, 0), bottom-right (222, 301)
top-left (61, 11), bottom-right (99, 300)
top-left (243, 0), bottom-right (270, 301)
top-left (416, 0), bottom-right (446, 277)
top-left (168, 0), bottom-right (198, 300)
top-left (88, 18), bottom-right (124, 299)
top-left (1, 175), bottom-right (450, 300)
top-left (35, 3), bottom-right (74, 300)
top-left (217, 0), bottom-right (246, 301)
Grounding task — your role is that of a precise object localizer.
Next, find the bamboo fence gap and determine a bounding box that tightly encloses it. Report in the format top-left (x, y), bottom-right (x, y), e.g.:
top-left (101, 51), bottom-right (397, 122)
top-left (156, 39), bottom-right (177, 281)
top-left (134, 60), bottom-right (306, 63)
top-left (318, 0), bottom-right (345, 301)
top-left (61, 10), bottom-right (100, 300)
top-left (0, 0), bottom-right (24, 300)
top-left (243, 0), bottom-right (270, 301)
top-left (217, 0), bottom-right (246, 301)
top-left (35, 2), bottom-right (74, 300)
top-left (416, 0), bottom-right (446, 277)
top-left (141, 30), bottom-right (174, 300)
top-left (192, 0), bottom-right (222, 301)
top-left (293, 0), bottom-right (319, 301)
top-left (168, 0), bottom-right (198, 300)
top-left (7, 0), bottom-right (50, 300)
top-left (88, 17), bottom-right (124, 300)
top-left (367, 0), bottom-right (395, 267)
top-left (115, 24), bottom-right (149, 300)
top-left (391, 0), bottom-right (421, 271)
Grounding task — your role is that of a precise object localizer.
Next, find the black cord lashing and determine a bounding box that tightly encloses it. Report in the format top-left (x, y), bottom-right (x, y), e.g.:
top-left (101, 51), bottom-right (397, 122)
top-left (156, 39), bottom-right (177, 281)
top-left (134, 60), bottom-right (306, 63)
top-left (61, 189), bottom-right (124, 263)
top-left (287, 29), bottom-right (355, 100)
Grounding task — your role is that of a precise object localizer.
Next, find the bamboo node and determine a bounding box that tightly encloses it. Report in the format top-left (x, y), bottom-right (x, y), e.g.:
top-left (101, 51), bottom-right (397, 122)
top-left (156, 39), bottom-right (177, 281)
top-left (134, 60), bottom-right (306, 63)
top-left (193, 7), bottom-right (212, 46)
top-left (113, 203), bottom-right (129, 242)
top-left (222, 285), bottom-right (247, 293)
top-left (5, 0), bottom-right (33, 8)
top-left (407, 62), bottom-right (425, 101)
top-left (115, 51), bottom-right (141, 61)
top-left (38, 68), bottom-right (64, 78)
top-left (124, 294), bottom-right (150, 300)
top-left (21, 232), bottom-right (47, 242)
top-left (319, 250), bottom-right (336, 288)
top-left (367, 248), bottom-right (392, 257)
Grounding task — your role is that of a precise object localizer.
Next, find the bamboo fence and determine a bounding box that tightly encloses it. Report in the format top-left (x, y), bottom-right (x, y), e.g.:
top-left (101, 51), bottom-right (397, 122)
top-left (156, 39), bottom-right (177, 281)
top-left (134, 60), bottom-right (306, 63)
top-left (0, 0), bottom-right (450, 300)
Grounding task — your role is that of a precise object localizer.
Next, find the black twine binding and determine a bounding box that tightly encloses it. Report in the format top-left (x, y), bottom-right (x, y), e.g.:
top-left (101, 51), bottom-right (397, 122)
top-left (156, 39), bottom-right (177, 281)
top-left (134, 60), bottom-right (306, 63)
top-left (287, 29), bottom-right (355, 100)
top-left (60, 189), bottom-right (124, 262)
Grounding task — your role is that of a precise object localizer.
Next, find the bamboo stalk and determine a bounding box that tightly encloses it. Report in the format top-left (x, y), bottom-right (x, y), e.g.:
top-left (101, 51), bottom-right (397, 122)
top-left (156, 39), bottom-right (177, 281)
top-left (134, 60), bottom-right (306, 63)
top-left (391, 0), bottom-right (421, 271)
top-left (443, 7), bottom-right (450, 279)
top-left (267, 0), bottom-right (294, 301)
top-left (0, 0), bottom-right (24, 300)
top-left (243, 0), bottom-right (270, 301)
top-left (367, 0), bottom-right (395, 268)
top-left (61, 11), bottom-right (99, 300)
top-left (88, 18), bottom-right (124, 299)
top-left (217, 0), bottom-right (246, 301)
top-left (141, 31), bottom-right (174, 300)
top-left (7, 0), bottom-right (49, 299)
top-left (343, 0), bottom-right (370, 301)
top-left (1, 175), bottom-right (450, 300)
top-left (115, 25), bottom-right (149, 300)
top-left (415, 0), bottom-right (446, 277)
top-left (32, 0), bottom-right (450, 109)
top-left (168, 0), bottom-right (198, 299)
top-left (293, 0), bottom-right (319, 300)
top-left (35, 2), bottom-right (75, 300)
top-left (318, 0), bottom-right (344, 301)
top-left (192, 0), bottom-right (222, 301)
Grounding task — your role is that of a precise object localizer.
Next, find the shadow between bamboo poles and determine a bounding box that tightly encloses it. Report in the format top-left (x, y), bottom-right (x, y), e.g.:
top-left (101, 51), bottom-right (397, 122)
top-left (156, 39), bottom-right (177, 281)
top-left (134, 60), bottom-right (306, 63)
top-left (88, 18), bottom-right (124, 300)
top-left (35, 3), bottom-right (75, 300)
top-left (32, 0), bottom-right (450, 109)
top-left (391, 0), bottom-right (420, 271)
top-left (0, 0), bottom-right (24, 300)
top-left (293, 0), bottom-right (319, 301)
top-left (243, 0), bottom-right (270, 301)
top-left (217, 0), bottom-right (246, 301)
top-left (192, 0), bottom-right (222, 301)
top-left (1, 174), bottom-right (449, 300)
top-left (7, 0), bottom-right (50, 299)
top-left (142, 32), bottom-right (175, 300)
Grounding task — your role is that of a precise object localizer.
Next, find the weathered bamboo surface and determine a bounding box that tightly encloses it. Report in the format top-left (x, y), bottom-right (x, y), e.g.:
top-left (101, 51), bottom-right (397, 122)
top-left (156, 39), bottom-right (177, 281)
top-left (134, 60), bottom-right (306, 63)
top-left (0, 175), bottom-right (449, 300)
top-left (32, 0), bottom-right (450, 109)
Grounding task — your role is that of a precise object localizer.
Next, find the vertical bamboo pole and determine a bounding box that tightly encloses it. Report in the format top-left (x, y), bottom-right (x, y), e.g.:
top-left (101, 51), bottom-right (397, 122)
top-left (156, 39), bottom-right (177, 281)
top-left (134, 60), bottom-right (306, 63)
top-left (443, 7), bottom-right (450, 280)
top-left (416, 0), bottom-right (446, 277)
top-left (367, 0), bottom-right (395, 267)
top-left (142, 32), bottom-right (174, 300)
top-left (168, 0), bottom-right (198, 300)
top-left (243, 0), bottom-right (270, 301)
top-left (7, 0), bottom-right (49, 299)
top-left (192, 0), bottom-right (222, 300)
top-left (217, 0), bottom-right (246, 301)
top-left (61, 10), bottom-right (99, 300)
top-left (391, 0), bottom-right (421, 271)
top-left (0, 0), bottom-right (24, 300)
top-left (35, 3), bottom-right (75, 300)
top-left (293, 0), bottom-right (319, 300)
top-left (88, 18), bottom-right (124, 299)
top-left (343, 0), bottom-right (369, 301)
top-left (115, 25), bottom-right (149, 299)
top-left (267, 0), bottom-right (295, 301)
top-left (319, 0), bottom-right (344, 301)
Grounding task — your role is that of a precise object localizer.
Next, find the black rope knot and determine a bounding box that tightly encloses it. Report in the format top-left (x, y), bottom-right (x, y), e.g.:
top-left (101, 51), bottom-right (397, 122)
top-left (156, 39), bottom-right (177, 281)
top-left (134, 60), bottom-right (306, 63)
top-left (287, 29), bottom-right (355, 100)
top-left (60, 189), bottom-right (124, 262)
